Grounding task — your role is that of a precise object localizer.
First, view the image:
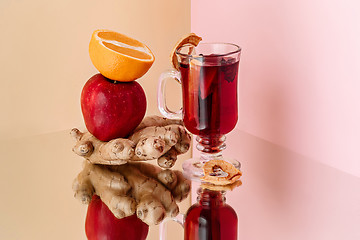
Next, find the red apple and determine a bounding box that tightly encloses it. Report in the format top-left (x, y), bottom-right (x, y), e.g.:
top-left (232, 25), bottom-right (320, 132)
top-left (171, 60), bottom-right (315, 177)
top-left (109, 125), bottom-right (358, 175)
top-left (85, 195), bottom-right (149, 240)
top-left (81, 73), bottom-right (146, 141)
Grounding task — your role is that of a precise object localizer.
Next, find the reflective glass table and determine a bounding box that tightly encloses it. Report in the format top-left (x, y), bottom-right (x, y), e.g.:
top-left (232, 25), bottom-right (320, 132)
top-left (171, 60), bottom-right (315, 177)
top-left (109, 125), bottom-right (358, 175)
top-left (1, 129), bottom-right (359, 240)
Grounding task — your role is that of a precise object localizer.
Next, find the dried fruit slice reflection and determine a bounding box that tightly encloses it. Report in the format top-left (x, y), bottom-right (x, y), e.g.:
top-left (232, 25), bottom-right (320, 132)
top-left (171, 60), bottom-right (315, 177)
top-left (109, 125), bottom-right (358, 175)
top-left (201, 159), bottom-right (242, 185)
top-left (201, 180), bottom-right (242, 192)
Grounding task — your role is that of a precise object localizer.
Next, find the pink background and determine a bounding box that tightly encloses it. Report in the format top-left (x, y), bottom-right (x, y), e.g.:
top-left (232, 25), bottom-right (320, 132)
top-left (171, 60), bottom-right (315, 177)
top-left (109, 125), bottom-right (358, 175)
top-left (191, 0), bottom-right (360, 239)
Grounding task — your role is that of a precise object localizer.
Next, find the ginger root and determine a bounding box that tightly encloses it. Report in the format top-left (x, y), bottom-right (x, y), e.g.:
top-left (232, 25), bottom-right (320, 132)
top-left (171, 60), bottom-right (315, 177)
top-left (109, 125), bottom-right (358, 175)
top-left (73, 161), bottom-right (135, 218)
top-left (133, 115), bottom-right (182, 132)
top-left (73, 161), bottom-right (191, 225)
top-left (71, 115), bottom-right (191, 168)
top-left (130, 124), bottom-right (191, 162)
top-left (71, 128), bottom-right (135, 165)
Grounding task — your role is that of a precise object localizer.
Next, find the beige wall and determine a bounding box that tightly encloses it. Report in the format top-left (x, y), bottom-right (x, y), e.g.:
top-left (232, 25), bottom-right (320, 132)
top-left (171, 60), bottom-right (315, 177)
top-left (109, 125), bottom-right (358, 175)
top-left (0, 0), bottom-right (189, 140)
top-left (0, 0), bottom-right (190, 239)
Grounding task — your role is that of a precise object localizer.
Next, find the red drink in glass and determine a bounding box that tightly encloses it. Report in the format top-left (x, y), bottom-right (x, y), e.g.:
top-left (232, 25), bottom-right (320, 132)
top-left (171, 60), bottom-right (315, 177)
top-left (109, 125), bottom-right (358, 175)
top-left (158, 43), bottom-right (241, 173)
top-left (179, 57), bottom-right (239, 137)
top-left (158, 44), bottom-right (242, 240)
top-left (184, 189), bottom-right (238, 240)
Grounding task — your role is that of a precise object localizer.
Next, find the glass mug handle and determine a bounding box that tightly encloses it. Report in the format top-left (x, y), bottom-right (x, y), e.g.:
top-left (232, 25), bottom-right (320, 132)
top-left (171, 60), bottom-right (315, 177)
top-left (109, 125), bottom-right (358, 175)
top-left (157, 69), bottom-right (182, 119)
top-left (159, 214), bottom-right (185, 240)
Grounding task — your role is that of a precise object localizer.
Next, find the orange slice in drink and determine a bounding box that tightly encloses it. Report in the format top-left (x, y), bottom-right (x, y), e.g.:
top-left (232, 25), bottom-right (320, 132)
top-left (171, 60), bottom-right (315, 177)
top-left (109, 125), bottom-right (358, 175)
top-left (190, 58), bottom-right (219, 100)
top-left (89, 30), bottom-right (155, 82)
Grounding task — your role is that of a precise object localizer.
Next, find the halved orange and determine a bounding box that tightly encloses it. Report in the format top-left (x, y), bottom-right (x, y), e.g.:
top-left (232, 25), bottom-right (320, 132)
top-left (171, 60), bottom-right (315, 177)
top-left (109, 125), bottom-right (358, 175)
top-left (89, 30), bottom-right (155, 82)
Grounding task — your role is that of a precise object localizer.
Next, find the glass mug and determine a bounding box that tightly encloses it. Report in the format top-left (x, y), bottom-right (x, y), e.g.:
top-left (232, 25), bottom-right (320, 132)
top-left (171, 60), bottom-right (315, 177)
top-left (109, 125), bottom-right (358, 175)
top-left (159, 188), bottom-right (238, 240)
top-left (158, 42), bottom-right (241, 177)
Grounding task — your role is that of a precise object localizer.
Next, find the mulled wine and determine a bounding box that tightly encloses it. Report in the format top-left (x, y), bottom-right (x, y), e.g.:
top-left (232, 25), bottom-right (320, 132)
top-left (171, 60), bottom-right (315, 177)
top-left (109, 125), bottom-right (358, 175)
top-left (158, 42), bottom-right (241, 169)
top-left (179, 57), bottom-right (239, 137)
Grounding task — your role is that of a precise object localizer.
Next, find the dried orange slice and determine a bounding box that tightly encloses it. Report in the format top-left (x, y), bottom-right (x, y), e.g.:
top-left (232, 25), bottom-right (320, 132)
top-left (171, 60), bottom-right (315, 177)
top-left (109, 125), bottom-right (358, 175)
top-left (89, 29), bottom-right (154, 82)
top-left (170, 33), bottom-right (202, 70)
top-left (201, 159), bottom-right (242, 185)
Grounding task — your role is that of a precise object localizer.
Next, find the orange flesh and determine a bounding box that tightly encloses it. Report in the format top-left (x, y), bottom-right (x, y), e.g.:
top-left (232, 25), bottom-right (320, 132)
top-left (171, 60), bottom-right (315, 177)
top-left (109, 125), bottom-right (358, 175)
top-left (98, 32), bottom-right (143, 47)
top-left (103, 42), bottom-right (152, 60)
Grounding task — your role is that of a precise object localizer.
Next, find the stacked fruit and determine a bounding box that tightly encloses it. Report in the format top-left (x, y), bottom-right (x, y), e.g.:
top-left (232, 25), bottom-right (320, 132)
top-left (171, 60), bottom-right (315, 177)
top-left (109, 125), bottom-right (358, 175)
top-left (80, 29), bottom-right (154, 240)
top-left (81, 29), bottom-right (154, 141)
